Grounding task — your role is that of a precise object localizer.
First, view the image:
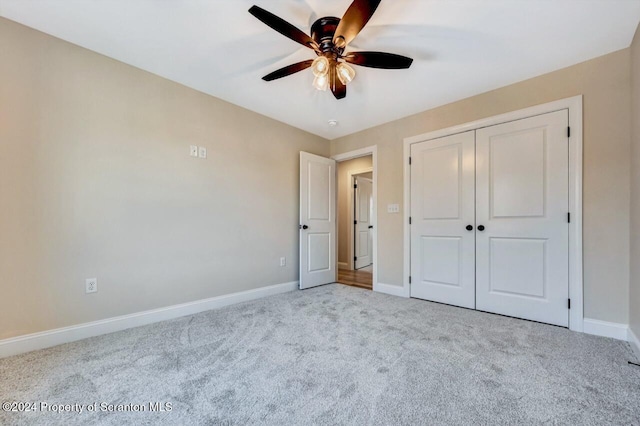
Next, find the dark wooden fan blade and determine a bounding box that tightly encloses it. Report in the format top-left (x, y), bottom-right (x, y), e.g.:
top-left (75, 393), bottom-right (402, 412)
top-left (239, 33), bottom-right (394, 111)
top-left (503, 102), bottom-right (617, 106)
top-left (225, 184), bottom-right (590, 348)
top-left (262, 60), bottom-right (314, 81)
top-left (330, 61), bottom-right (346, 100)
top-left (249, 5), bottom-right (318, 51)
top-left (333, 0), bottom-right (382, 48)
top-left (343, 51), bottom-right (413, 69)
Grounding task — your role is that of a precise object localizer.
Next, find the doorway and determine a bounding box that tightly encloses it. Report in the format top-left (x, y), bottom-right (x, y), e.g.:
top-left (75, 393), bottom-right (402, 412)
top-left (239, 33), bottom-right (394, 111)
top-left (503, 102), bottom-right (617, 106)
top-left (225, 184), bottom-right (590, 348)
top-left (298, 146), bottom-right (378, 292)
top-left (334, 150), bottom-right (376, 291)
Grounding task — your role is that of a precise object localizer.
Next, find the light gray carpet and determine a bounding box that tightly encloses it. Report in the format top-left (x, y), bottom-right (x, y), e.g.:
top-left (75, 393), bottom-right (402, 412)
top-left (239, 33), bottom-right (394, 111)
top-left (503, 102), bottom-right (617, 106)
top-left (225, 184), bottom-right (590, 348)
top-left (1, 284), bottom-right (639, 425)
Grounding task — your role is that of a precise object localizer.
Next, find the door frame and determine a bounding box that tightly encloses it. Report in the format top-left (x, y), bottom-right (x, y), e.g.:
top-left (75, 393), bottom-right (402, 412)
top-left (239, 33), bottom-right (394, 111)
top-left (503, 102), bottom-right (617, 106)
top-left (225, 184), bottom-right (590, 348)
top-left (348, 169), bottom-right (373, 270)
top-left (402, 96), bottom-right (584, 332)
top-left (332, 146), bottom-right (378, 292)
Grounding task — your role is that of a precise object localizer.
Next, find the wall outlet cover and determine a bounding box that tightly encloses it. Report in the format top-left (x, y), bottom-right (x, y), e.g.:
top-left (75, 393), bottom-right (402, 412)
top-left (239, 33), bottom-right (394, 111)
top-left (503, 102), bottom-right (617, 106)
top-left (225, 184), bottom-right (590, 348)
top-left (86, 278), bottom-right (98, 294)
top-left (198, 147), bottom-right (207, 159)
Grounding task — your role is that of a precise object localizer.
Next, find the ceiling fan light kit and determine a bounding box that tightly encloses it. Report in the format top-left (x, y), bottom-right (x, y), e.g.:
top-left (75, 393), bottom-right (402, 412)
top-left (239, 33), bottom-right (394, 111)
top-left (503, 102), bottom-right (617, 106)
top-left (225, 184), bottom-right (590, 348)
top-left (248, 0), bottom-right (413, 100)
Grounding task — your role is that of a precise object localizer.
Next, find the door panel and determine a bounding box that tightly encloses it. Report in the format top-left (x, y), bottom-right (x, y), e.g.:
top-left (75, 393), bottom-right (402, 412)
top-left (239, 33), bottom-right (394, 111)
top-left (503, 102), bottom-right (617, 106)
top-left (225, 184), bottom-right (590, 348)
top-left (357, 231), bottom-right (368, 257)
top-left (420, 145), bottom-right (462, 219)
top-left (300, 152), bottom-right (336, 289)
top-left (308, 233), bottom-right (331, 272)
top-left (489, 238), bottom-right (546, 298)
top-left (475, 110), bottom-right (569, 326)
top-left (308, 162), bottom-right (332, 220)
top-left (490, 130), bottom-right (546, 218)
top-left (419, 236), bottom-right (461, 286)
top-left (410, 131), bottom-right (476, 309)
top-left (354, 176), bottom-right (373, 269)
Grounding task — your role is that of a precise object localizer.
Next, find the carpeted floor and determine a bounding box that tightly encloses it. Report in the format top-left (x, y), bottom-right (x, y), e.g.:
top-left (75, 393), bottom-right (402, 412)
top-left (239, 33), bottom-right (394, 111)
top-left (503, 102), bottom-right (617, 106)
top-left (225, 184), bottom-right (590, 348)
top-left (1, 284), bottom-right (639, 425)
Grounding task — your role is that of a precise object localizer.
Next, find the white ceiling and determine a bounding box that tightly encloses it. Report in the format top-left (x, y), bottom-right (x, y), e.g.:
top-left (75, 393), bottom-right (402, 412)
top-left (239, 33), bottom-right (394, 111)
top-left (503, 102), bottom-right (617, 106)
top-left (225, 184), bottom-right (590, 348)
top-left (2, 1), bottom-right (640, 139)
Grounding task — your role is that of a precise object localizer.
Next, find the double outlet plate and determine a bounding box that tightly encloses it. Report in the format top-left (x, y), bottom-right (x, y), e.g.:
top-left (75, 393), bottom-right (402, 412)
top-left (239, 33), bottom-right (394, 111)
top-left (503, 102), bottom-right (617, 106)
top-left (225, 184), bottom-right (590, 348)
top-left (86, 278), bottom-right (97, 294)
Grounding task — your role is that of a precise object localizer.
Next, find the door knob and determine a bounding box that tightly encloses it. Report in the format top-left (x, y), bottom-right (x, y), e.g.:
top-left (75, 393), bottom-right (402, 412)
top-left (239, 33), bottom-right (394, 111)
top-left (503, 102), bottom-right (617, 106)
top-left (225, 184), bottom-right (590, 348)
top-left (301, 225), bottom-right (309, 230)
top-left (466, 225), bottom-right (473, 231)
top-left (368, 225), bottom-right (374, 229)
top-left (477, 225), bottom-right (485, 231)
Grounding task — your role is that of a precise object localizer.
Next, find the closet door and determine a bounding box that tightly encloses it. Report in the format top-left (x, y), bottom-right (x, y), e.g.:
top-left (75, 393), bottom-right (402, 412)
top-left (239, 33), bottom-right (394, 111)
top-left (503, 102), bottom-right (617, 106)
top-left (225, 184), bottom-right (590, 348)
top-left (475, 110), bottom-right (569, 326)
top-left (410, 131), bottom-right (476, 309)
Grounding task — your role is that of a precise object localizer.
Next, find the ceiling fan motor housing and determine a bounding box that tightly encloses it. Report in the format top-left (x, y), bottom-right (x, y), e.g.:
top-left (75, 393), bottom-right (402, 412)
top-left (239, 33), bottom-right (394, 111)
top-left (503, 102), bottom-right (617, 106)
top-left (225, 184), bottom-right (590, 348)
top-left (311, 17), bottom-right (343, 57)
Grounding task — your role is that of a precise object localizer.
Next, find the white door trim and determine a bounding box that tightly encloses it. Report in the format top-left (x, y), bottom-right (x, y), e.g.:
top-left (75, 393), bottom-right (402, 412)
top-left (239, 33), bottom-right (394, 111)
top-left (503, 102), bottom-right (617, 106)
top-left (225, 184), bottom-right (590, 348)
top-left (403, 95), bottom-right (584, 332)
top-left (349, 168), bottom-right (373, 270)
top-left (332, 146), bottom-right (378, 292)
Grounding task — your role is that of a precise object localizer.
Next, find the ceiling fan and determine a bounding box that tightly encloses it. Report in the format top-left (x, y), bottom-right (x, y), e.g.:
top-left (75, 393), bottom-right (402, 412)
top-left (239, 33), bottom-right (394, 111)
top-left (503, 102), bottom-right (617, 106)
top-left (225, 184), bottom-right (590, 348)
top-left (248, 0), bottom-right (413, 100)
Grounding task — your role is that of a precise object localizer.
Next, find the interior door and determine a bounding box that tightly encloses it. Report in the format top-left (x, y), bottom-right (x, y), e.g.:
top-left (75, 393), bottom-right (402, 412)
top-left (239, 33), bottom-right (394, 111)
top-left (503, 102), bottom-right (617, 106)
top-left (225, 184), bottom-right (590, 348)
top-left (475, 110), bottom-right (569, 326)
top-left (410, 131), bottom-right (476, 309)
top-left (300, 152), bottom-right (336, 289)
top-left (354, 176), bottom-right (373, 269)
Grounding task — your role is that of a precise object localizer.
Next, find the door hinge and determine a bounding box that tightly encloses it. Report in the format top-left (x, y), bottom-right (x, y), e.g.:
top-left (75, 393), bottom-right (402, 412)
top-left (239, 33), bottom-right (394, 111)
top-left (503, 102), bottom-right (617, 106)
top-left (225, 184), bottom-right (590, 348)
top-left (409, 156), bottom-right (412, 165)
top-left (567, 212), bottom-right (571, 223)
top-left (409, 276), bottom-right (412, 284)
top-left (354, 184), bottom-right (358, 189)
top-left (568, 298), bottom-right (571, 309)
top-left (409, 217), bottom-right (412, 225)
top-left (354, 256), bottom-right (357, 262)
top-left (354, 220), bottom-right (357, 225)
top-left (567, 127), bottom-right (571, 138)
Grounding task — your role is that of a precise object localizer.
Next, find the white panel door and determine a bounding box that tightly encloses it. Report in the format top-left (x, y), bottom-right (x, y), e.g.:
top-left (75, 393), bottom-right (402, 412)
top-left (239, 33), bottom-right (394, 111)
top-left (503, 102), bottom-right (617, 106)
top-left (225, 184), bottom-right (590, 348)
top-left (410, 131), bottom-right (476, 309)
top-left (354, 176), bottom-right (373, 269)
top-left (300, 152), bottom-right (336, 289)
top-left (475, 110), bottom-right (569, 326)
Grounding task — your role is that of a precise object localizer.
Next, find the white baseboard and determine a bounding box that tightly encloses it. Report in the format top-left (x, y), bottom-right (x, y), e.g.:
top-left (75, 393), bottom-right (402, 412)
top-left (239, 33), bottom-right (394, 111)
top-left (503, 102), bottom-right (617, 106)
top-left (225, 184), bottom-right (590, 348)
top-left (628, 327), bottom-right (640, 361)
top-left (338, 262), bottom-right (349, 270)
top-left (0, 281), bottom-right (298, 359)
top-left (375, 282), bottom-right (408, 298)
top-left (583, 318), bottom-right (629, 341)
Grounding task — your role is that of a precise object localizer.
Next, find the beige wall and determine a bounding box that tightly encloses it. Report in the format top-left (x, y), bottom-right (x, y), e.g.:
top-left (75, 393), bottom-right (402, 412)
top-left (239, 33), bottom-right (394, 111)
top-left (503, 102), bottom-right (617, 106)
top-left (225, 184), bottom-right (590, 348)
top-left (337, 156), bottom-right (373, 266)
top-left (0, 18), bottom-right (329, 339)
top-left (331, 49), bottom-right (632, 324)
top-left (631, 24), bottom-right (640, 337)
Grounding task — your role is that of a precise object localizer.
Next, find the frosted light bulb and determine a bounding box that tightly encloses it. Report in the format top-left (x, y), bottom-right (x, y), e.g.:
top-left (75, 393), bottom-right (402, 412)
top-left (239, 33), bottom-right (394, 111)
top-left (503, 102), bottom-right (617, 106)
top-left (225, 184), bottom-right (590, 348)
top-left (336, 62), bottom-right (355, 85)
top-left (312, 56), bottom-right (329, 77)
top-left (313, 73), bottom-right (329, 91)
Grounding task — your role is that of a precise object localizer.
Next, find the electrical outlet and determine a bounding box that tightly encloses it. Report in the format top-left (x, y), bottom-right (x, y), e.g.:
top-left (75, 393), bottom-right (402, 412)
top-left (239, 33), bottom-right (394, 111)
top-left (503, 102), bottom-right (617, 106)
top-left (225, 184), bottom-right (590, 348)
top-left (198, 147), bottom-right (207, 159)
top-left (190, 145), bottom-right (198, 157)
top-left (280, 257), bottom-right (286, 267)
top-left (86, 278), bottom-right (97, 294)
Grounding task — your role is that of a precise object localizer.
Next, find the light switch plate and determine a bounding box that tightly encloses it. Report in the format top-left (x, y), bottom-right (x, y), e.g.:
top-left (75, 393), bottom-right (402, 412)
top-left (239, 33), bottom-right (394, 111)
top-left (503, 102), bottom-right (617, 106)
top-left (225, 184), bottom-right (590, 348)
top-left (198, 147), bottom-right (207, 159)
top-left (190, 145), bottom-right (198, 157)
top-left (387, 204), bottom-right (400, 213)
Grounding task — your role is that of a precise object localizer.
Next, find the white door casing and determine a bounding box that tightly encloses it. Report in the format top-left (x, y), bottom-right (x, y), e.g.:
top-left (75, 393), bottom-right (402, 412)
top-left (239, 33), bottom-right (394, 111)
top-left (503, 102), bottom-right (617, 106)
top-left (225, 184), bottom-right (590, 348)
top-left (355, 176), bottom-right (373, 269)
top-left (475, 110), bottom-right (569, 326)
top-left (410, 131), bottom-right (476, 309)
top-left (300, 152), bottom-right (336, 289)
